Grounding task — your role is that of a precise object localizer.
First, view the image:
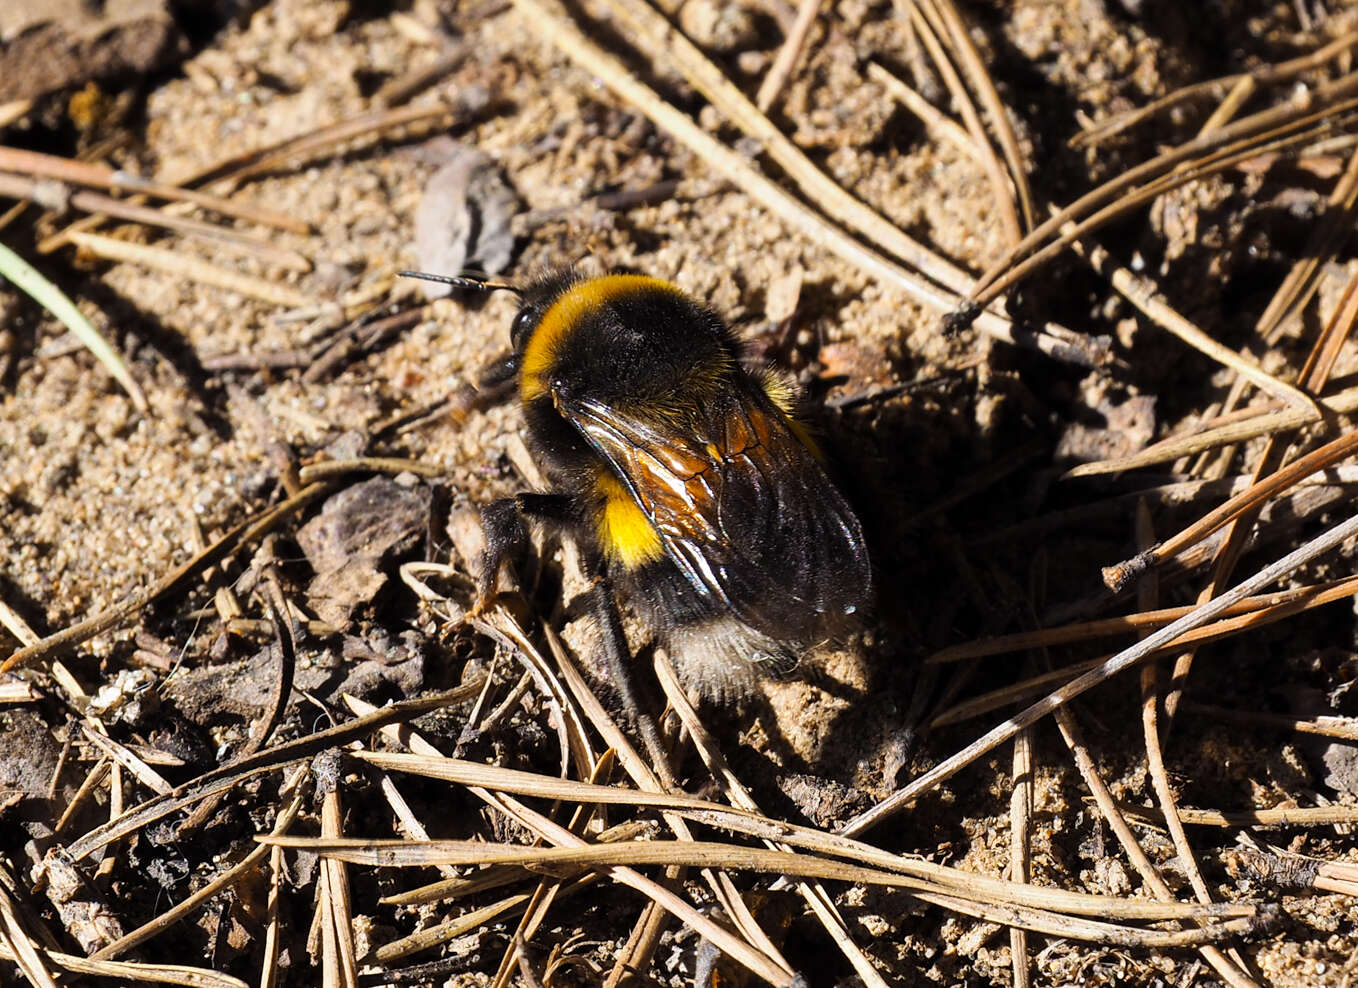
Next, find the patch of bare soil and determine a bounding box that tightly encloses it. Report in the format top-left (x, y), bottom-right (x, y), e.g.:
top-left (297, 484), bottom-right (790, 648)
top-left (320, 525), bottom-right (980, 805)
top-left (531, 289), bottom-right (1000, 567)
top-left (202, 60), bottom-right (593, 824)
top-left (2, 0), bottom-right (1358, 985)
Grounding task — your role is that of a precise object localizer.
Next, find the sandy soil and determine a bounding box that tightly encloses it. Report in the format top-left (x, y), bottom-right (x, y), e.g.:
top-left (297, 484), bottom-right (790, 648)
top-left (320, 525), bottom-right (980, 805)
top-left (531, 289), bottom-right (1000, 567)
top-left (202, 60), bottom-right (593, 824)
top-left (3, 0), bottom-right (1358, 984)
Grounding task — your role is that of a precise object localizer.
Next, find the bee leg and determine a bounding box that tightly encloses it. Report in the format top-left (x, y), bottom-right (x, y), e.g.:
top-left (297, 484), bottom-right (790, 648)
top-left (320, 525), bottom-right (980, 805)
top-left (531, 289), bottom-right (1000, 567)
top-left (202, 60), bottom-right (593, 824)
top-left (447, 354), bottom-right (520, 427)
top-left (587, 567), bottom-right (675, 787)
top-left (473, 352), bottom-right (520, 395)
top-left (473, 492), bottom-right (577, 616)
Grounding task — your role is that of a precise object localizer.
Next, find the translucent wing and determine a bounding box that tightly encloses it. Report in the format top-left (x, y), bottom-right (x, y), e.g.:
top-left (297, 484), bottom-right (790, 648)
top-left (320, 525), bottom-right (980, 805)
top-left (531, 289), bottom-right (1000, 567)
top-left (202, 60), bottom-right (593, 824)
top-left (562, 382), bottom-right (870, 641)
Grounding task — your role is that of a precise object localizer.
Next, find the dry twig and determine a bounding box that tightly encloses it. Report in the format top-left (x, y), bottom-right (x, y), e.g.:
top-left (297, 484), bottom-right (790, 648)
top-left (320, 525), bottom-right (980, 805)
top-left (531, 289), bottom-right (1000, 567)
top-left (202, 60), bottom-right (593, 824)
top-left (516, 0), bottom-right (1107, 366)
top-left (0, 147), bottom-right (308, 233)
top-left (845, 508), bottom-right (1358, 834)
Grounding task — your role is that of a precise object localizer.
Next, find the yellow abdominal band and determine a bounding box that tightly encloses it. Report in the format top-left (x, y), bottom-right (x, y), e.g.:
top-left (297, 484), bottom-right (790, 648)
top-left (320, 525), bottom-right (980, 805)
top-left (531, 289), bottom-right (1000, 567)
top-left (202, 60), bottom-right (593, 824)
top-left (595, 472), bottom-right (664, 568)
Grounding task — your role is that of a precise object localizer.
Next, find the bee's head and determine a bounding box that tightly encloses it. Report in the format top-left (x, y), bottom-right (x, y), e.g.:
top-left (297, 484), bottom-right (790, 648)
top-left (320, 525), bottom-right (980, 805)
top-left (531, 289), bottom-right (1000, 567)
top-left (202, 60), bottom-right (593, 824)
top-left (508, 269), bottom-right (584, 352)
top-left (398, 267), bottom-right (584, 356)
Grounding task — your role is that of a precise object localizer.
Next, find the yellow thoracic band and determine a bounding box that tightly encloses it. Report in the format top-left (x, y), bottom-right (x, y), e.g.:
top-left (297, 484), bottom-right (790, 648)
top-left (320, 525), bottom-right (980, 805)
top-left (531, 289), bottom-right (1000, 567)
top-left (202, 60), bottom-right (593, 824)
top-left (519, 274), bottom-right (685, 401)
top-left (595, 471), bottom-right (664, 568)
top-left (759, 370), bottom-right (821, 460)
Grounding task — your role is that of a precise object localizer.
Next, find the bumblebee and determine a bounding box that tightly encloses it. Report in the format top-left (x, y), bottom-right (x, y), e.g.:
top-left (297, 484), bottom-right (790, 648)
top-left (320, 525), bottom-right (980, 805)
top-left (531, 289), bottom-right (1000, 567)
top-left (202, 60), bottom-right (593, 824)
top-left (407, 268), bottom-right (871, 703)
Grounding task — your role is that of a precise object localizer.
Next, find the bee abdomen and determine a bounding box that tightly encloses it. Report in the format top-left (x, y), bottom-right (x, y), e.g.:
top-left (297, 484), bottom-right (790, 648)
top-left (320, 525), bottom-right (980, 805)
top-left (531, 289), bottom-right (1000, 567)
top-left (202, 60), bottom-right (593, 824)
top-left (593, 471), bottom-right (665, 569)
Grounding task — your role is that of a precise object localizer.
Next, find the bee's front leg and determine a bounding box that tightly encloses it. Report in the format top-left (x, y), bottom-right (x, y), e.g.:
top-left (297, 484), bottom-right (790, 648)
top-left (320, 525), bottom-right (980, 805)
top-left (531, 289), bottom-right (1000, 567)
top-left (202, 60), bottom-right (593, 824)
top-left (473, 492), bottom-right (578, 616)
top-left (472, 352), bottom-right (520, 394)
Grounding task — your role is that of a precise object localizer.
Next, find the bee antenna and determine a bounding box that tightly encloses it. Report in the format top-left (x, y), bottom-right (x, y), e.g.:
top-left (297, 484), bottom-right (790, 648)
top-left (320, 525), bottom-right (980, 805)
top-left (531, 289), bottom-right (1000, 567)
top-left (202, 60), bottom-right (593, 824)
top-left (398, 270), bottom-right (522, 295)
